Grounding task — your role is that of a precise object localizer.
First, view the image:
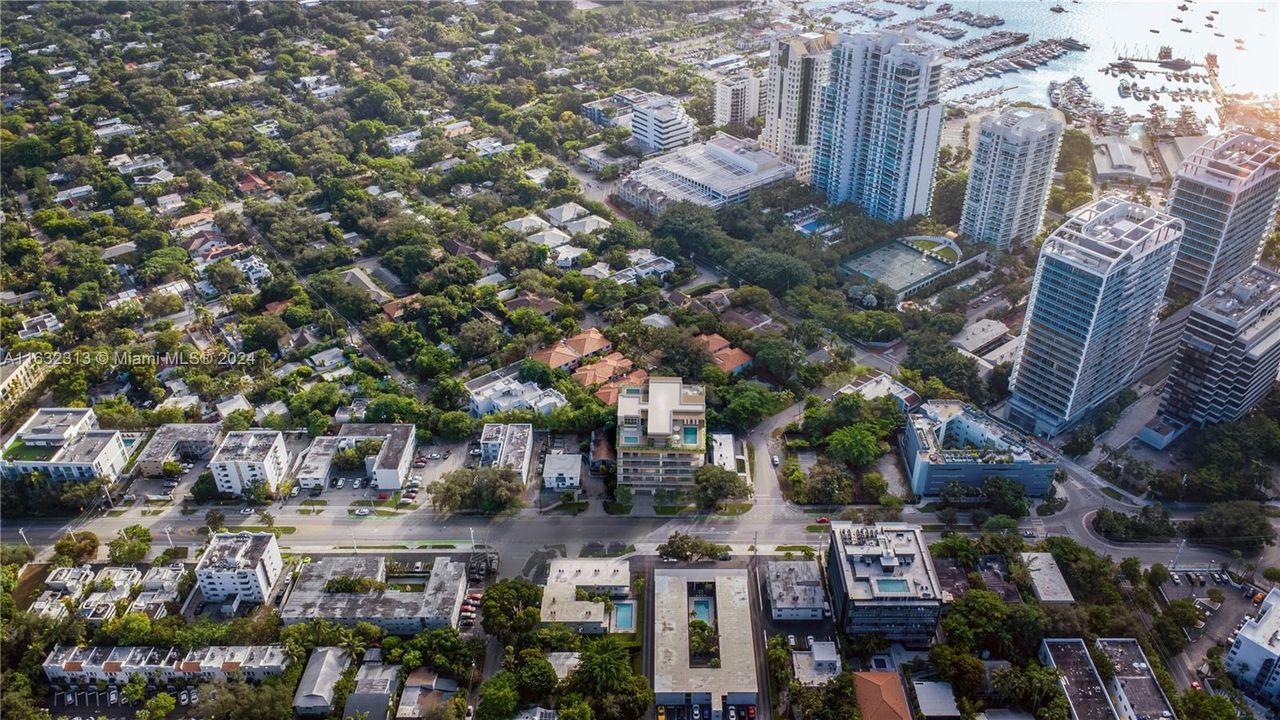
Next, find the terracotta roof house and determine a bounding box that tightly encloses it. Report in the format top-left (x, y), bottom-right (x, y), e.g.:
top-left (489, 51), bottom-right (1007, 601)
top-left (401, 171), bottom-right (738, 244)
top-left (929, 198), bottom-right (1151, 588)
top-left (530, 343), bottom-right (582, 372)
top-left (695, 334), bottom-right (732, 354)
top-left (594, 369), bottom-right (648, 405)
top-left (173, 210), bottom-right (216, 231)
top-left (712, 346), bottom-right (753, 375)
top-left (382, 294), bottom-right (422, 321)
top-left (854, 672), bottom-right (911, 720)
top-left (564, 327), bottom-right (611, 358)
top-left (238, 173), bottom-right (271, 195)
top-left (571, 352), bottom-right (632, 386)
top-left (505, 293), bottom-right (563, 319)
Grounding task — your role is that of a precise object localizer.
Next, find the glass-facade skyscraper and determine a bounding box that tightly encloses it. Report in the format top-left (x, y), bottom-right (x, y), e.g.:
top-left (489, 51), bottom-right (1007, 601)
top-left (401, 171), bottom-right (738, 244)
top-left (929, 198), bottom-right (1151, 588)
top-left (1008, 198), bottom-right (1183, 437)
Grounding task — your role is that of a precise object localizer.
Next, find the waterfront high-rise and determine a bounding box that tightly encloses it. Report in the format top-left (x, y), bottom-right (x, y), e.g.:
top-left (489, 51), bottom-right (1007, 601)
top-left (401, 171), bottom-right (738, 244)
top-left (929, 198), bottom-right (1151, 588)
top-left (1166, 131), bottom-right (1280, 297)
top-left (1144, 265), bottom-right (1280, 447)
top-left (714, 71), bottom-right (763, 127)
top-left (760, 31), bottom-right (838, 183)
top-left (812, 30), bottom-right (945, 222)
top-left (1008, 198), bottom-right (1183, 437)
top-left (960, 108), bottom-right (1063, 249)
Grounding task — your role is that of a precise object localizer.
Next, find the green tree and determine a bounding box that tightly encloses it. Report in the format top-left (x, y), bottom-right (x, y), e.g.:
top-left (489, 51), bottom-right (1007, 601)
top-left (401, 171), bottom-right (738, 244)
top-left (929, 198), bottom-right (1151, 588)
top-left (932, 171), bottom-right (968, 226)
top-left (691, 464), bottom-right (750, 510)
top-left (205, 509), bottom-right (226, 532)
top-left (480, 578), bottom-right (543, 643)
top-left (107, 525), bottom-right (152, 564)
top-left (826, 424), bottom-right (885, 468)
top-left (53, 532), bottom-right (99, 563)
top-left (476, 671), bottom-right (519, 720)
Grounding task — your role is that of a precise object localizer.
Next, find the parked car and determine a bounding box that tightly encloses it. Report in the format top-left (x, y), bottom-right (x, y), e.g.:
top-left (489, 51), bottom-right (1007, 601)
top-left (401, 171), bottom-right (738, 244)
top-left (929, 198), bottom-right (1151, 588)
top-left (806, 635), bottom-right (815, 649)
top-left (729, 708), bottom-right (737, 720)
top-left (354, 508), bottom-right (371, 516)
top-left (747, 706), bottom-right (756, 719)
top-left (178, 690), bottom-right (189, 706)
top-left (771, 455), bottom-right (780, 466)
top-left (657, 707), bottom-right (666, 720)
top-left (190, 688), bottom-right (198, 704)
top-left (290, 486), bottom-right (301, 498)
top-left (239, 508), bottom-right (253, 515)
top-left (336, 478), bottom-right (346, 490)
top-left (466, 706), bottom-right (475, 720)
top-left (468, 593), bottom-right (483, 601)
top-left (787, 634), bottom-right (796, 647)
top-left (816, 516), bottom-right (830, 524)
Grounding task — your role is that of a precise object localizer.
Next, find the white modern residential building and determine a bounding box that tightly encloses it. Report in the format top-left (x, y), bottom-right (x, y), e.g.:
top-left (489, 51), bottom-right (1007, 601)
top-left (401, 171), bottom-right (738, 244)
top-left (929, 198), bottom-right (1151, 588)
top-left (466, 365), bottom-right (568, 417)
top-left (1143, 265), bottom-right (1280, 448)
top-left (1228, 588), bottom-right (1280, 704)
top-left (761, 31), bottom-right (839, 182)
top-left (209, 430), bottom-right (289, 496)
top-left (960, 108), bottom-right (1063, 249)
top-left (714, 71), bottom-right (763, 127)
top-left (44, 645), bottom-right (290, 686)
top-left (1008, 199), bottom-right (1182, 436)
top-left (480, 423), bottom-right (534, 485)
top-left (825, 523), bottom-right (943, 647)
top-left (616, 377), bottom-right (707, 490)
top-left (195, 532), bottom-right (284, 603)
top-left (1166, 132), bottom-right (1280, 297)
top-left (0, 407), bottom-right (128, 482)
top-left (617, 133), bottom-right (795, 215)
top-left (542, 453), bottom-right (582, 490)
top-left (630, 95), bottom-right (696, 153)
top-left (812, 30), bottom-right (945, 222)
top-left (539, 558), bottom-right (631, 634)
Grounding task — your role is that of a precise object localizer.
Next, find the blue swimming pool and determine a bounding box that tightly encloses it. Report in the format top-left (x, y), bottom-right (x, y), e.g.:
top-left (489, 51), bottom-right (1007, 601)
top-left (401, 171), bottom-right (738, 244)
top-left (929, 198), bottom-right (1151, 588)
top-left (692, 598), bottom-right (712, 623)
top-left (614, 601), bottom-right (635, 630)
top-left (683, 426), bottom-right (699, 445)
top-left (876, 578), bottom-right (910, 593)
top-left (799, 220), bottom-right (823, 235)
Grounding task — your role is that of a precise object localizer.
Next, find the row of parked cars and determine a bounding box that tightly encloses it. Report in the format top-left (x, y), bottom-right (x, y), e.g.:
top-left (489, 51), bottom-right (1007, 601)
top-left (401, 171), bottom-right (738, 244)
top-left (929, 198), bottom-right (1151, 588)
top-left (62, 683), bottom-right (198, 711)
top-left (460, 592), bottom-right (483, 628)
top-left (1172, 571), bottom-right (1229, 587)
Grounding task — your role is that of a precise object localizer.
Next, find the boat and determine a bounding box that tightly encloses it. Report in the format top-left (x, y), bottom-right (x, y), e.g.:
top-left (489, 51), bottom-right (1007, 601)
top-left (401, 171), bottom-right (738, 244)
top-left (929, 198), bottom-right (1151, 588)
top-left (1206, 24), bottom-right (1213, 28)
top-left (1180, 27), bottom-right (1192, 32)
top-left (1159, 57), bottom-right (1192, 70)
top-left (1171, 17), bottom-right (1183, 22)
top-left (1211, 9), bottom-right (1218, 13)
top-left (1050, 4), bottom-right (1066, 12)
top-left (1150, 28), bottom-right (1160, 33)
top-left (1214, 32), bottom-right (1224, 37)
top-left (1178, 2), bottom-right (1187, 8)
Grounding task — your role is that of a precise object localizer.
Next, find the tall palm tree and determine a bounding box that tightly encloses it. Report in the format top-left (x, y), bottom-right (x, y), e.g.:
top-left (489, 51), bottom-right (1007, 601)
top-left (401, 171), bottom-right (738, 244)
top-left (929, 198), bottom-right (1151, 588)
top-left (338, 629), bottom-right (368, 661)
top-left (572, 636), bottom-right (629, 695)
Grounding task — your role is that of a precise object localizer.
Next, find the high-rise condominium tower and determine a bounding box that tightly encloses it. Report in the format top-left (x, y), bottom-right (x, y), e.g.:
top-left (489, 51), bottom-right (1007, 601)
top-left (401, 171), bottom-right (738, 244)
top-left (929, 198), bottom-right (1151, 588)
top-left (1008, 198), bottom-right (1183, 436)
top-left (760, 31), bottom-right (838, 183)
top-left (812, 30), bottom-right (945, 222)
top-left (960, 108), bottom-right (1064, 249)
top-left (1166, 131), bottom-right (1280, 297)
top-left (1151, 265), bottom-right (1280, 444)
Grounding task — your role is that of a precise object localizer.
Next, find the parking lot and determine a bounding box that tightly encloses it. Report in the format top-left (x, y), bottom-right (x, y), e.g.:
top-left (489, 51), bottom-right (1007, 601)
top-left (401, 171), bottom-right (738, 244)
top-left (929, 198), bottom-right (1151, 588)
top-left (46, 681), bottom-right (202, 720)
top-left (1160, 569), bottom-right (1259, 672)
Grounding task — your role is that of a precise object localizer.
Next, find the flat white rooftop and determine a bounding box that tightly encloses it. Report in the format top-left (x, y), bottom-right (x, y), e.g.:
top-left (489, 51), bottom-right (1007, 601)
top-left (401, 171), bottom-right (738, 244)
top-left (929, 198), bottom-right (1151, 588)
top-left (653, 568), bottom-right (757, 699)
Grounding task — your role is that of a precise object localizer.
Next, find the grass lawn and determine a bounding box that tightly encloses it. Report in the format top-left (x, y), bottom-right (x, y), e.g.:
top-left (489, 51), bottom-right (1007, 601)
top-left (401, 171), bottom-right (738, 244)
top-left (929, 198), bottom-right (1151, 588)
top-left (349, 494), bottom-right (402, 509)
top-left (714, 503), bottom-right (752, 516)
top-left (804, 524), bottom-right (831, 533)
top-left (604, 502), bottom-right (632, 515)
top-left (775, 545), bottom-right (816, 554)
top-left (141, 509), bottom-right (165, 516)
top-left (106, 510), bottom-right (128, 517)
top-left (301, 499), bottom-right (329, 507)
top-left (549, 501), bottom-right (589, 514)
top-left (348, 508), bottom-right (399, 517)
top-left (298, 508), bottom-right (325, 515)
top-left (655, 504), bottom-right (695, 516)
top-left (3, 440), bottom-right (56, 462)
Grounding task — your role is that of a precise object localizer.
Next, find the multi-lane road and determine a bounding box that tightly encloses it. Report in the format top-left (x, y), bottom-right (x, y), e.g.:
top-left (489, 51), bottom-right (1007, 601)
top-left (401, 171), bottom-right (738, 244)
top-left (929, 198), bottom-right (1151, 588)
top-left (2, 397), bottom-right (1256, 576)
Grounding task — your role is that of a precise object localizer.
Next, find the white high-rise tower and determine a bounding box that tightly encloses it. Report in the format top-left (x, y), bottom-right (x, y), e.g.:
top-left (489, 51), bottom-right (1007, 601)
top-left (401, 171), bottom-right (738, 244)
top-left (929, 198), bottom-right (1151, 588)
top-left (961, 108), bottom-right (1064, 249)
top-left (760, 31), bottom-right (838, 183)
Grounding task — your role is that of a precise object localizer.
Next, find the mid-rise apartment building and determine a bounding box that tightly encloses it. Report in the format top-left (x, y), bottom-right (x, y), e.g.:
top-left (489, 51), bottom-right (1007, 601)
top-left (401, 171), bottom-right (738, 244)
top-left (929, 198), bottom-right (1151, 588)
top-left (825, 523), bottom-right (942, 647)
top-left (1166, 131), bottom-right (1280, 297)
top-left (714, 71), bottom-right (763, 127)
top-left (760, 31), bottom-right (838, 182)
top-left (195, 532), bottom-right (283, 603)
top-left (1145, 265), bottom-right (1280, 448)
top-left (0, 407), bottom-right (128, 482)
top-left (1228, 588), bottom-right (1280, 704)
top-left (209, 430), bottom-right (289, 496)
top-left (630, 96), bottom-right (697, 154)
top-left (1008, 198), bottom-right (1182, 436)
top-left (480, 423), bottom-right (534, 485)
top-left (961, 108), bottom-right (1063, 249)
top-left (0, 353), bottom-right (52, 417)
top-left (812, 30), bottom-right (945, 222)
top-left (902, 401), bottom-right (1056, 497)
top-left (615, 377), bottom-right (706, 491)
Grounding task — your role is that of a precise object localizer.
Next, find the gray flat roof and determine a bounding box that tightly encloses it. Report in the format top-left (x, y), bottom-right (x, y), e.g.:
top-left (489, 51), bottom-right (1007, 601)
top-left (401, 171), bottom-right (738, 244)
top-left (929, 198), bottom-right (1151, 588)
top-left (1021, 553), bottom-right (1074, 603)
top-left (653, 568), bottom-right (757, 699)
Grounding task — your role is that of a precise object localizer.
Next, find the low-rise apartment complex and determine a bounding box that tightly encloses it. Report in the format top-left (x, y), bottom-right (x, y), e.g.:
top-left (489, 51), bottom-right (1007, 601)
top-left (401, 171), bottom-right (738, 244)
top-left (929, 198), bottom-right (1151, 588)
top-left (281, 556), bottom-right (467, 634)
top-left (1, 407), bottom-right (128, 482)
top-left (210, 430), bottom-right (289, 496)
top-left (195, 532), bottom-right (284, 604)
top-left (44, 644), bottom-right (290, 685)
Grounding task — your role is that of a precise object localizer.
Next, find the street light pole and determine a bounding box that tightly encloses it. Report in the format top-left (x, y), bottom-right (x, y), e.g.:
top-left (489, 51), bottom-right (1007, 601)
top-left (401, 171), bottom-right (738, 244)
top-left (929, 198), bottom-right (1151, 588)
top-left (17, 528), bottom-right (30, 549)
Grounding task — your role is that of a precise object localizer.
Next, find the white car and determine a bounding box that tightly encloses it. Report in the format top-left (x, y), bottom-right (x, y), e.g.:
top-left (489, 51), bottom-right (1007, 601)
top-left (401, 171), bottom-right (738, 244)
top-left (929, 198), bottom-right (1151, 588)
top-left (354, 508), bottom-right (372, 516)
top-left (466, 706), bottom-right (475, 720)
top-left (290, 486), bottom-right (301, 498)
top-left (179, 690), bottom-right (189, 706)
top-left (239, 508), bottom-right (253, 515)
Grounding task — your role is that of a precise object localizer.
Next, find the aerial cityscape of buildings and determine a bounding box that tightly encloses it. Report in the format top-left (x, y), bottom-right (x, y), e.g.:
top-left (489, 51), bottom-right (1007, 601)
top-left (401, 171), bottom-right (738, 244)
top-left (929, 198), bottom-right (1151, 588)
top-left (3, 3), bottom-right (1280, 720)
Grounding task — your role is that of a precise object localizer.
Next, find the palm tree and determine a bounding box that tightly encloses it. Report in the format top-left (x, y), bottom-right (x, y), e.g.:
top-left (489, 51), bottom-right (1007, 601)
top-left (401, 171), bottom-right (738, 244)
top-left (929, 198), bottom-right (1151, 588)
top-left (338, 629), bottom-right (368, 661)
top-left (572, 636), bottom-right (629, 695)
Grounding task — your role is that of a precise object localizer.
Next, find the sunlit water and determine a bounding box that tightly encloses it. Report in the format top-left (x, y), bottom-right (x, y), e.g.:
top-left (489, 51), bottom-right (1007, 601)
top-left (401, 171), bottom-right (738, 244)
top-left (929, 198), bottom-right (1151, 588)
top-left (802, 0), bottom-right (1279, 118)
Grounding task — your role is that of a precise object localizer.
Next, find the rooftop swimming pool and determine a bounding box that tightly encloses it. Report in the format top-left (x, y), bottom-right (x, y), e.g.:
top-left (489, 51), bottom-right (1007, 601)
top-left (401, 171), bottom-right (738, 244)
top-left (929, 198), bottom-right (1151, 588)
top-left (692, 597), bottom-right (712, 623)
top-left (875, 578), bottom-right (910, 593)
top-left (614, 601), bottom-right (635, 631)
top-left (683, 426), bottom-right (698, 445)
